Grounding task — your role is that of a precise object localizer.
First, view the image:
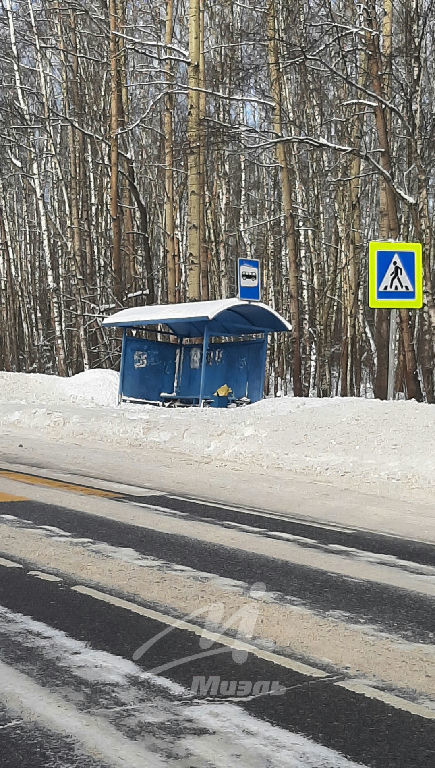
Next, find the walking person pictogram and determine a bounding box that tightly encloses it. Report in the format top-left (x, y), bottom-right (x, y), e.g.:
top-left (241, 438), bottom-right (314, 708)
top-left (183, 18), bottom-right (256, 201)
top-left (379, 253), bottom-right (413, 293)
top-left (387, 260), bottom-right (405, 291)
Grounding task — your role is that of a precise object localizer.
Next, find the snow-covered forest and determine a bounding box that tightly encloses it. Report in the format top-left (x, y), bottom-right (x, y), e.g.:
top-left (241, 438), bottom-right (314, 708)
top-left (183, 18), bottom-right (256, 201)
top-left (0, 0), bottom-right (433, 400)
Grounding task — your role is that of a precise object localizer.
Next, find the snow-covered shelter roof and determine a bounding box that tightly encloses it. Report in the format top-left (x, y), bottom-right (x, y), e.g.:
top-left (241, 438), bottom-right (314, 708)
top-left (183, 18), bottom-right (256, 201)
top-left (102, 298), bottom-right (291, 338)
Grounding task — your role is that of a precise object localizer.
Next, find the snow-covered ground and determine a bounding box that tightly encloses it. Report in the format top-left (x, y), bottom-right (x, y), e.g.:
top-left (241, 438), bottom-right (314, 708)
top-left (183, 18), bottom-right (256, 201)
top-left (0, 369), bottom-right (434, 497)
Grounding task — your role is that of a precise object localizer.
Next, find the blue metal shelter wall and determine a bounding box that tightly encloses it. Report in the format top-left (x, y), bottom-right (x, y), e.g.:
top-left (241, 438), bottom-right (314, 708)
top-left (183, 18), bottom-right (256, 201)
top-left (121, 336), bottom-right (176, 401)
top-left (177, 339), bottom-right (266, 402)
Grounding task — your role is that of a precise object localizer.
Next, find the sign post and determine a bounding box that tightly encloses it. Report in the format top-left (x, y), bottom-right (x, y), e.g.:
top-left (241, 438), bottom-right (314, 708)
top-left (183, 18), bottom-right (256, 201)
top-left (238, 258), bottom-right (261, 302)
top-left (387, 309), bottom-right (397, 401)
top-left (369, 241), bottom-right (423, 400)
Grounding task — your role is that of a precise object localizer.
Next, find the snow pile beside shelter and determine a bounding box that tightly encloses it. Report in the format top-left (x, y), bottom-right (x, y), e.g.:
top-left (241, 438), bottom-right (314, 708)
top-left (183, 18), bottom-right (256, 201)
top-left (0, 369), bottom-right (119, 408)
top-left (0, 369), bottom-right (434, 494)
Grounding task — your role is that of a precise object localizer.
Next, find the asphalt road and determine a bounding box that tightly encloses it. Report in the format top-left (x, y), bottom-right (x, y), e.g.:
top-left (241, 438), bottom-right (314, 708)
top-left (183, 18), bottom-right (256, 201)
top-left (0, 465), bottom-right (434, 768)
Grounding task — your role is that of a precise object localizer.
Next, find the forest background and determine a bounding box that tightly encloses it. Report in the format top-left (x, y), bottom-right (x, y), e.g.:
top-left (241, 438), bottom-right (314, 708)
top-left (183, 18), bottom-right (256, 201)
top-left (0, 0), bottom-right (433, 400)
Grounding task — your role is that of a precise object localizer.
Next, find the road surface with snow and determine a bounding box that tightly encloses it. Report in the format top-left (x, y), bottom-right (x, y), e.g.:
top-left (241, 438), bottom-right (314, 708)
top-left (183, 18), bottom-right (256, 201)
top-left (0, 370), bottom-right (434, 766)
top-left (0, 463), bottom-right (433, 767)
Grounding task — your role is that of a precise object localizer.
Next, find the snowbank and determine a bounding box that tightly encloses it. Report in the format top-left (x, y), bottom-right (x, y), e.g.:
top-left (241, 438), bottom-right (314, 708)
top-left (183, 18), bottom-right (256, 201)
top-left (0, 369), bottom-right (434, 493)
top-left (0, 368), bottom-right (120, 408)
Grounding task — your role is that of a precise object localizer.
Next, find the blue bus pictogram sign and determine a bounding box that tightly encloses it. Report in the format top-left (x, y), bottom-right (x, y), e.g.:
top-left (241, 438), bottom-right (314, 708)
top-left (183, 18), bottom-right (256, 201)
top-left (238, 258), bottom-right (261, 301)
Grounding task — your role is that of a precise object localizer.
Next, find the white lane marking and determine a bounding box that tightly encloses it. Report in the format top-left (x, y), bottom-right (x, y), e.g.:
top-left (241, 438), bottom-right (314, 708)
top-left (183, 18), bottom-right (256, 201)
top-left (134, 493), bottom-right (358, 533)
top-left (131, 504), bottom-right (435, 578)
top-left (0, 608), bottom-right (366, 768)
top-left (0, 659), bottom-right (165, 768)
top-left (71, 584), bottom-right (328, 679)
top-left (27, 571), bottom-right (62, 583)
top-left (0, 719), bottom-right (24, 730)
top-left (3, 508), bottom-right (434, 581)
top-left (133, 501), bottom-right (190, 516)
top-left (141, 493), bottom-right (360, 533)
top-left (337, 680), bottom-right (435, 720)
top-left (71, 585), bottom-right (435, 721)
top-left (39, 524), bottom-right (72, 535)
top-left (223, 523), bottom-right (435, 577)
top-left (0, 556), bottom-right (23, 569)
top-left (0, 604), bottom-right (178, 690)
top-left (0, 461), bottom-right (426, 544)
top-left (3, 565), bottom-right (433, 722)
top-left (0, 514), bottom-right (247, 593)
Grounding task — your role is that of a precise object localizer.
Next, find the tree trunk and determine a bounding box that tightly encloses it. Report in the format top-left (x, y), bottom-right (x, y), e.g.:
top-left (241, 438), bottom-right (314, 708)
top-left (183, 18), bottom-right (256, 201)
top-left (266, 0), bottom-right (302, 396)
top-left (187, 0), bottom-right (201, 301)
top-left (109, 0), bottom-right (122, 302)
top-left (164, 0), bottom-right (177, 303)
top-left (199, 0), bottom-right (208, 300)
top-left (5, 0), bottom-right (67, 375)
top-left (365, 0), bottom-right (422, 401)
top-left (117, 0), bottom-right (135, 299)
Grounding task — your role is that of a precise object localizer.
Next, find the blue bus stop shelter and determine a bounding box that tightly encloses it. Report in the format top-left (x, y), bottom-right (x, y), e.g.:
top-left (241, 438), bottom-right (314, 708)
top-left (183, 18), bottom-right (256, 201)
top-left (102, 298), bottom-right (291, 407)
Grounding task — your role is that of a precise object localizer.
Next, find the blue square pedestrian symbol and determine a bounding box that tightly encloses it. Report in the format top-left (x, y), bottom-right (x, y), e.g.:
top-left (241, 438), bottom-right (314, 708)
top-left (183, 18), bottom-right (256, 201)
top-left (369, 241), bottom-right (422, 309)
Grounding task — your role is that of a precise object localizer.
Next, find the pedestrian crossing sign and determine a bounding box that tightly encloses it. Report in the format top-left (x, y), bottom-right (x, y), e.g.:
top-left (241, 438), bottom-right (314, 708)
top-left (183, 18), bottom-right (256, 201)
top-left (369, 241), bottom-right (423, 308)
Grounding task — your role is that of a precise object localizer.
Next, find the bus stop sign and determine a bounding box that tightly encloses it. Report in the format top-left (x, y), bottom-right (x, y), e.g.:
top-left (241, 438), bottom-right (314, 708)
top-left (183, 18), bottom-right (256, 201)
top-left (369, 241), bottom-right (422, 309)
top-left (238, 258), bottom-right (260, 301)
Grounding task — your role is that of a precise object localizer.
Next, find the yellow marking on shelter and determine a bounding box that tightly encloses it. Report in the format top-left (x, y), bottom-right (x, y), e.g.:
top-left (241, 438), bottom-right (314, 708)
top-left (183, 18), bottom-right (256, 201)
top-left (0, 470), bottom-right (118, 498)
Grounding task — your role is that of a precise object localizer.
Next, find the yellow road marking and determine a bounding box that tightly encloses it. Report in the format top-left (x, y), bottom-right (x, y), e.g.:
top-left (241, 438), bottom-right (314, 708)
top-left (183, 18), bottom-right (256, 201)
top-left (0, 492), bottom-right (27, 502)
top-left (0, 470), bottom-right (118, 498)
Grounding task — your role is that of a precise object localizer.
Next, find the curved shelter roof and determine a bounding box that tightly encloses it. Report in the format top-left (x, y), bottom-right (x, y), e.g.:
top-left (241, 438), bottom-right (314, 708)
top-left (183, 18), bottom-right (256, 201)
top-left (102, 298), bottom-right (291, 338)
